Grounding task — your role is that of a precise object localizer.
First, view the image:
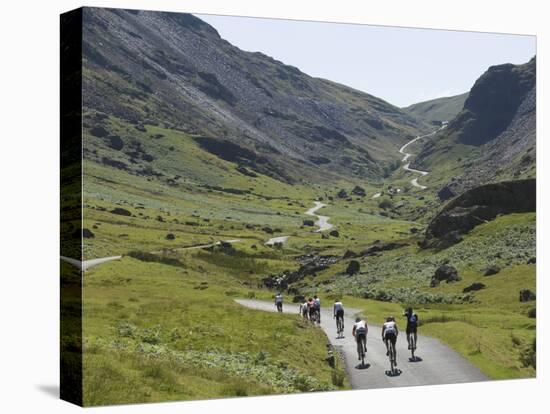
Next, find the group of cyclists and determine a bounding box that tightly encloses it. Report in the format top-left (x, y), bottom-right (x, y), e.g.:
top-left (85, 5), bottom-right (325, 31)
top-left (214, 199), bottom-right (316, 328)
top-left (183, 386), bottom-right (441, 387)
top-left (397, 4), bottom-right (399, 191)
top-left (274, 293), bottom-right (420, 367)
top-left (297, 295), bottom-right (322, 323)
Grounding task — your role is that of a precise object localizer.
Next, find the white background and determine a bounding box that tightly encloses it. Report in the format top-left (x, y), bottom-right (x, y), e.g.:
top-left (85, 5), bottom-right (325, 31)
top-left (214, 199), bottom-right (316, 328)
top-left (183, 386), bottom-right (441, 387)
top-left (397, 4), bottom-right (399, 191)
top-left (0, 0), bottom-right (547, 412)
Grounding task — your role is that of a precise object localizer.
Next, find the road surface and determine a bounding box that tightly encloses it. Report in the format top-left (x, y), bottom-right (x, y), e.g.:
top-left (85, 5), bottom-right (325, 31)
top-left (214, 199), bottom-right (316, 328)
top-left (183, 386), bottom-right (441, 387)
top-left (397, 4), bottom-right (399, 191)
top-left (398, 126), bottom-right (445, 190)
top-left (305, 201), bottom-right (333, 232)
top-left (235, 299), bottom-right (488, 390)
top-left (265, 236), bottom-right (290, 246)
top-left (61, 255), bottom-right (122, 272)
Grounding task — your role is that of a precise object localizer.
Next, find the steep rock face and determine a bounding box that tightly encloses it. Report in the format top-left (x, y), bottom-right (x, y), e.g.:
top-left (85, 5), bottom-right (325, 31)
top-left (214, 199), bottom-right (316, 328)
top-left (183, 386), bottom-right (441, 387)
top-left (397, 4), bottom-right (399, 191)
top-left (426, 179), bottom-right (535, 242)
top-left (413, 58), bottom-right (536, 197)
top-left (81, 8), bottom-right (429, 185)
top-left (448, 58), bottom-right (535, 146)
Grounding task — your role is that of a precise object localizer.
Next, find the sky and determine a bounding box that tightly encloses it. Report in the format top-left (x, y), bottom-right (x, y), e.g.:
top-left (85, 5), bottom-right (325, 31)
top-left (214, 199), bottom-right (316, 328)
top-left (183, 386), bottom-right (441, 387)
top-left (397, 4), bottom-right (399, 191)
top-left (198, 14), bottom-right (536, 107)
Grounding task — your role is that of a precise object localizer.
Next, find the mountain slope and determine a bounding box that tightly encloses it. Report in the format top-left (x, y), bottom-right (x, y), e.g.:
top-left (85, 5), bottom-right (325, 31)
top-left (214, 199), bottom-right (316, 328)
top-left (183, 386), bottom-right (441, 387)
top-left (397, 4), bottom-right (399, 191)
top-left (412, 57), bottom-right (536, 198)
top-left (81, 8), bottom-right (429, 188)
top-left (404, 92), bottom-right (468, 125)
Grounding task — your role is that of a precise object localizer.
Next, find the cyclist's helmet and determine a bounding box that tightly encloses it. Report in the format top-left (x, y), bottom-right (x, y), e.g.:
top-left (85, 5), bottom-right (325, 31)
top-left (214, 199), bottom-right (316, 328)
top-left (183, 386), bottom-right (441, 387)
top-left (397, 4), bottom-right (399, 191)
top-left (407, 307), bottom-right (413, 314)
top-left (355, 317), bottom-right (361, 323)
top-left (386, 316), bottom-right (393, 322)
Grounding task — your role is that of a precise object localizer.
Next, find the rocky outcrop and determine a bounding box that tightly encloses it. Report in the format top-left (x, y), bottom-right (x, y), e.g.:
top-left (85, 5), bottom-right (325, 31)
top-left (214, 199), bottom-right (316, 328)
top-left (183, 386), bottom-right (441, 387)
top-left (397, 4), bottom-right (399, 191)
top-left (345, 260), bottom-right (360, 275)
top-left (484, 265), bottom-right (501, 276)
top-left (430, 264), bottom-right (460, 287)
top-left (519, 289), bottom-right (536, 302)
top-left (262, 255), bottom-right (339, 290)
top-left (448, 58), bottom-right (535, 146)
top-left (463, 282), bottom-right (486, 293)
top-left (425, 179), bottom-right (535, 248)
top-left (361, 241), bottom-right (407, 256)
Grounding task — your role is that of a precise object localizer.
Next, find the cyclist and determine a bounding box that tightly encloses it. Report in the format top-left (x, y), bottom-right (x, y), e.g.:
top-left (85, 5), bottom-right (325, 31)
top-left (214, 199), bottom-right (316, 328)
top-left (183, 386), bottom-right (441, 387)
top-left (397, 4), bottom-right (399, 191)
top-left (275, 292), bottom-right (283, 313)
top-left (333, 299), bottom-right (344, 334)
top-left (403, 307), bottom-right (418, 350)
top-left (381, 316), bottom-right (399, 365)
top-left (314, 295), bottom-right (321, 323)
top-left (299, 299), bottom-right (309, 320)
top-left (352, 317), bottom-right (368, 359)
top-left (307, 297), bottom-right (317, 322)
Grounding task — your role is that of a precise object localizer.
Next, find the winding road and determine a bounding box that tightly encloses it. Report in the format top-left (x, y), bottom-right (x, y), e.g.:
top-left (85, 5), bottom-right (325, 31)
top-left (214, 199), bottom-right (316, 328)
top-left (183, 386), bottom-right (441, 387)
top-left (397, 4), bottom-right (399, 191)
top-left (235, 299), bottom-right (488, 389)
top-left (63, 202), bottom-right (332, 270)
top-left (304, 201), bottom-right (333, 232)
top-left (398, 126), bottom-right (445, 189)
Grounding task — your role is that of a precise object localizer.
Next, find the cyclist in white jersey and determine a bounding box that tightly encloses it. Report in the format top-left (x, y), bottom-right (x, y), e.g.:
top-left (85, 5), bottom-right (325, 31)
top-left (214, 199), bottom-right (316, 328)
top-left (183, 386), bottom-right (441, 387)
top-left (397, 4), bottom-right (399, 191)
top-left (382, 316), bottom-right (399, 364)
top-left (275, 293), bottom-right (283, 312)
top-left (352, 317), bottom-right (368, 359)
top-left (333, 300), bottom-right (345, 334)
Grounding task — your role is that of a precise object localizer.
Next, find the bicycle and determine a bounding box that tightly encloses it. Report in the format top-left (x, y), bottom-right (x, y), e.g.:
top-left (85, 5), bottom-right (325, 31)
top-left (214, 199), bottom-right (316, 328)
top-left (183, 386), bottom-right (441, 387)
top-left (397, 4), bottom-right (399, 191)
top-left (336, 315), bottom-right (344, 338)
top-left (356, 334), bottom-right (367, 367)
top-left (387, 338), bottom-right (397, 374)
top-left (408, 332), bottom-right (416, 360)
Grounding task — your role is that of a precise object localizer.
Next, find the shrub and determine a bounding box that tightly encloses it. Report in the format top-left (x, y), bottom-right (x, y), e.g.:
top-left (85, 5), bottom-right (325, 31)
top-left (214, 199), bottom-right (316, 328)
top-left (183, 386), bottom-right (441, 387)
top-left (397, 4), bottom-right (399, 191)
top-left (116, 321), bottom-right (137, 338)
top-left (378, 199), bottom-right (393, 210)
top-left (346, 260), bottom-right (360, 275)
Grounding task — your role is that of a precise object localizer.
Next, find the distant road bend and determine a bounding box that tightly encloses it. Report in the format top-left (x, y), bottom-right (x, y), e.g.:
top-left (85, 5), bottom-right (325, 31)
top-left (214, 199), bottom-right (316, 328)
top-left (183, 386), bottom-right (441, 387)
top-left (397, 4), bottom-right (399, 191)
top-left (235, 299), bottom-right (488, 390)
top-left (399, 126), bottom-right (446, 189)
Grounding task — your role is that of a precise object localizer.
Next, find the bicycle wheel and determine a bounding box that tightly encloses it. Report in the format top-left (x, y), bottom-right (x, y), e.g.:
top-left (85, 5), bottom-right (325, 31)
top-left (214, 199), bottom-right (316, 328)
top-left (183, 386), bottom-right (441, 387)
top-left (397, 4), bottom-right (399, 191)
top-left (390, 342), bottom-right (396, 373)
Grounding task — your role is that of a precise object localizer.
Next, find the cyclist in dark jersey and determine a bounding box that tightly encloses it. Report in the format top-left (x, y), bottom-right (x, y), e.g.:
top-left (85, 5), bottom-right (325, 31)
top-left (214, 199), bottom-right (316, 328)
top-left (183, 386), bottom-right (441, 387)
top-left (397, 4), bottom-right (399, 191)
top-left (403, 307), bottom-right (418, 350)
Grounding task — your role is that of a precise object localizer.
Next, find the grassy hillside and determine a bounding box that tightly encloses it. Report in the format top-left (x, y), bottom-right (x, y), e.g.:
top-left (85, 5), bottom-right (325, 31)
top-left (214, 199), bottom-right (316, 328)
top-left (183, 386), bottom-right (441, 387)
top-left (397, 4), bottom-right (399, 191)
top-left (404, 93), bottom-right (468, 125)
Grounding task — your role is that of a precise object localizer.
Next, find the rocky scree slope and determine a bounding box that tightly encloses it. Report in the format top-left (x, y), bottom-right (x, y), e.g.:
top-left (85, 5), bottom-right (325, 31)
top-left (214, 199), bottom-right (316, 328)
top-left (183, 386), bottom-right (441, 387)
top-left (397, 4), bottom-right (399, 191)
top-left (81, 8), bottom-right (430, 185)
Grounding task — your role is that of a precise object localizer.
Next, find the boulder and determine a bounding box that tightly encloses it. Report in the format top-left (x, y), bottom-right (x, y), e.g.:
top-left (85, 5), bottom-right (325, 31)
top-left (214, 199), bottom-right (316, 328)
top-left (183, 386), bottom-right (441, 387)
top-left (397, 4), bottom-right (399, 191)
top-left (519, 289), bottom-right (536, 302)
top-left (463, 282), bottom-right (486, 293)
top-left (329, 230), bottom-right (339, 237)
top-left (346, 260), bottom-right (360, 276)
top-left (107, 135), bottom-right (124, 150)
top-left (337, 189), bottom-right (348, 199)
top-left (303, 219), bottom-right (315, 227)
top-left (484, 265), bottom-right (501, 276)
top-left (430, 264), bottom-right (460, 287)
top-left (165, 233), bottom-right (175, 240)
top-left (110, 207), bottom-right (132, 216)
top-left (82, 228), bottom-right (95, 238)
top-left (89, 126), bottom-right (109, 138)
top-left (527, 257), bottom-right (536, 264)
top-left (351, 186), bottom-right (366, 197)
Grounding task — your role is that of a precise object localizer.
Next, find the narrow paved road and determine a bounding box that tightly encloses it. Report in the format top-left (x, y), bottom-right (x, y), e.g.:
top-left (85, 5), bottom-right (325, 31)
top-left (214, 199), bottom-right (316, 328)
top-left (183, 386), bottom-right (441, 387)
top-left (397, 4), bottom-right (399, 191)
top-left (61, 255), bottom-right (122, 272)
top-left (235, 299), bottom-right (488, 390)
top-left (305, 201), bottom-right (333, 232)
top-left (398, 126), bottom-right (445, 190)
